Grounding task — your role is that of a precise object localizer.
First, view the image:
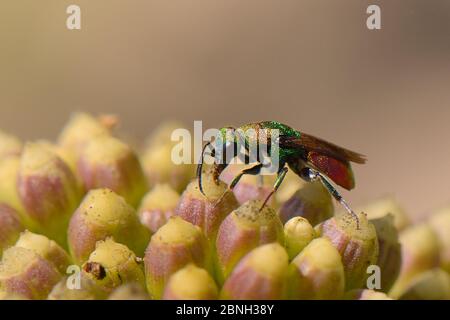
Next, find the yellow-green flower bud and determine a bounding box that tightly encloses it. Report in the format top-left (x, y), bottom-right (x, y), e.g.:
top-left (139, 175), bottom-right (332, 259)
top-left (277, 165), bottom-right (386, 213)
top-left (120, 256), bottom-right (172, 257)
top-left (428, 206), bottom-right (450, 273)
top-left (144, 217), bottom-right (211, 299)
top-left (356, 196), bottom-right (410, 231)
top-left (15, 230), bottom-right (71, 274)
top-left (215, 200), bottom-right (284, 283)
top-left (58, 112), bottom-right (113, 159)
top-left (288, 238), bottom-right (345, 300)
top-left (344, 289), bottom-right (392, 300)
top-left (279, 181), bottom-right (334, 226)
top-left (77, 135), bottom-right (148, 207)
top-left (369, 213), bottom-right (401, 292)
top-left (138, 184), bottom-right (180, 233)
top-left (163, 264), bottom-right (218, 300)
top-left (397, 268), bottom-right (450, 300)
top-left (0, 130), bottom-right (22, 159)
top-left (284, 216), bottom-right (316, 260)
top-left (108, 282), bottom-right (150, 300)
top-left (389, 224), bottom-right (440, 298)
top-left (68, 188), bottom-right (150, 264)
top-left (0, 204), bottom-right (24, 257)
top-left (82, 238), bottom-right (145, 293)
top-left (220, 243), bottom-right (289, 300)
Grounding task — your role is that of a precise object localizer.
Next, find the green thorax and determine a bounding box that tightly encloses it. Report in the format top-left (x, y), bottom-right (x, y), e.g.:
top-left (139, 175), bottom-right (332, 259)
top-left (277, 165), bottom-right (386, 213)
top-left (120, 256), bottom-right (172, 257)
top-left (236, 121), bottom-right (302, 160)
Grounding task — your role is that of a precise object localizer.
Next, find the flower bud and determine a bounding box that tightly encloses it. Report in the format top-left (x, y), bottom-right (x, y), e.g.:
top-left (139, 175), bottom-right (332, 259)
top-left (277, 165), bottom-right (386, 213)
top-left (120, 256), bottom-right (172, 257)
top-left (58, 112), bottom-right (113, 159)
top-left (0, 204), bottom-right (24, 256)
top-left (77, 135), bottom-right (148, 207)
top-left (344, 289), bottom-right (392, 300)
top-left (144, 216), bottom-right (211, 299)
top-left (18, 142), bottom-right (82, 247)
top-left (163, 264), bottom-right (218, 300)
top-left (68, 188), bottom-right (150, 264)
top-left (369, 213), bottom-right (401, 292)
top-left (82, 238), bottom-right (145, 293)
top-left (176, 169), bottom-right (239, 243)
top-left (389, 224), bottom-right (440, 298)
top-left (220, 243), bottom-right (289, 300)
top-left (356, 196), bottom-right (410, 231)
top-left (15, 230), bottom-right (71, 274)
top-left (316, 212), bottom-right (379, 290)
top-left (108, 282), bottom-right (150, 300)
top-left (0, 130), bottom-right (22, 159)
top-left (138, 184), bottom-right (180, 233)
top-left (141, 142), bottom-right (194, 193)
top-left (275, 170), bottom-right (305, 204)
top-left (288, 238), bottom-right (345, 300)
top-left (0, 157), bottom-right (25, 214)
top-left (284, 217), bottom-right (316, 260)
top-left (278, 181), bottom-right (334, 226)
top-left (47, 275), bottom-right (107, 300)
top-left (0, 246), bottom-right (61, 299)
top-left (221, 164), bottom-right (275, 206)
top-left (397, 268), bottom-right (450, 300)
top-left (215, 200), bottom-right (284, 283)
top-left (428, 207), bottom-right (450, 273)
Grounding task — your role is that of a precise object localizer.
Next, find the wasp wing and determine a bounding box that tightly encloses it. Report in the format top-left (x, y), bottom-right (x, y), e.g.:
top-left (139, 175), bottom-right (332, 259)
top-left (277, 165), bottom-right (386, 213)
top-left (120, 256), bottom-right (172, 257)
top-left (279, 133), bottom-right (366, 164)
top-left (280, 133), bottom-right (366, 190)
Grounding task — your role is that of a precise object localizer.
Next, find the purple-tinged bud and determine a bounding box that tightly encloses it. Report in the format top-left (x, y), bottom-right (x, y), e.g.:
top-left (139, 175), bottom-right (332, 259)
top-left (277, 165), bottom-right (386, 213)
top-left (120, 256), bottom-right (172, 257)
top-left (397, 268), bottom-right (450, 300)
top-left (345, 289), bottom-right (392, 300)
top-left (0, 157), bottom-right (25, 214)
top-left (369, 214), bottom-right (401, 292)
top-left (176, 169), bottom-right (239, 244)
top-left (0, 130), bottom-right (22, 160)
top-left (163, 264), bottom-right (218, 300)
top-left (58, 112), bottom-right (114, 159)
top-left (15, 230), bottom-right (71, 274)
top-left (389, 224), bottom-right (440, 298)
top-left (221, 243), bottom-right (289, 300)
top-left (141, 142), bottom-right (194, 193)
top-left (316, 212), bottom-right (379, 290)
top-left (288, 238), bottom-right (345, 300)
top-left (0, 204), bottom-right (24, 256)
top-left (108, 282), bottom-right (150, 300)
top-left (77, 135), bottom-right (148, 207)
top-left (144, 217), bottom-right (211, 299)
top-left (48, 275), bottom-right (107, 300)
top-left (18, 142), bottom-right (81, 247)
top-left (279, 181), bottom-right (334, 226)
top-left (428, 206), bottom-right (450, 273)
top-left (0, 246), bottom-right (61, 299)
top-left (68, 188), bottom-right (150, 264)
top-left (221, 165), bottom-right (275, 206)
top-left (215, 200), bottom-right (284, 283)
top-left (357, 196), bottom-right (410, 232)
top-left (138, 184), bottom-right (180, 233)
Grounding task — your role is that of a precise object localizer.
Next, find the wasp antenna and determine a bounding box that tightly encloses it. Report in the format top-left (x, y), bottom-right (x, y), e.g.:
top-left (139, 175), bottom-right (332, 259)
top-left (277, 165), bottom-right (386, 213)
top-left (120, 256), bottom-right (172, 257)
top-left (197, 142), bottom-right (212, 196)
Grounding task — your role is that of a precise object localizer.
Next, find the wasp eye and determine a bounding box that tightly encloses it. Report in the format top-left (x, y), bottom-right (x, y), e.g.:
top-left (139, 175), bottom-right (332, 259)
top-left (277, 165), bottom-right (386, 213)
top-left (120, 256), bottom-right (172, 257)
top-left (300, 167), bottom-right (314, 182)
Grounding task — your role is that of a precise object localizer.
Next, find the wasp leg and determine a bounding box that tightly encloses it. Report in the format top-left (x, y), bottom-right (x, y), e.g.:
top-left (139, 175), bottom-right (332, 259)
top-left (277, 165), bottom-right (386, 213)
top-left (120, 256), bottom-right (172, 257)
top-left (305, 168), bottom-right (360, 230)
top-left (213, 162), bottom-right (263, 207)
top-left (259, 166), bottom-right (288, 211)
top-left (229, 162), bottom-right (264, 190)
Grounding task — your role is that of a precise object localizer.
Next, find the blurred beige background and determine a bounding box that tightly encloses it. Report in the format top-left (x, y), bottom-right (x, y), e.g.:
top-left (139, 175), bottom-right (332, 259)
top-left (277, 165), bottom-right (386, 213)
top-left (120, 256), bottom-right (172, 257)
top-left (1, 0), bottom-right (449, 219)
